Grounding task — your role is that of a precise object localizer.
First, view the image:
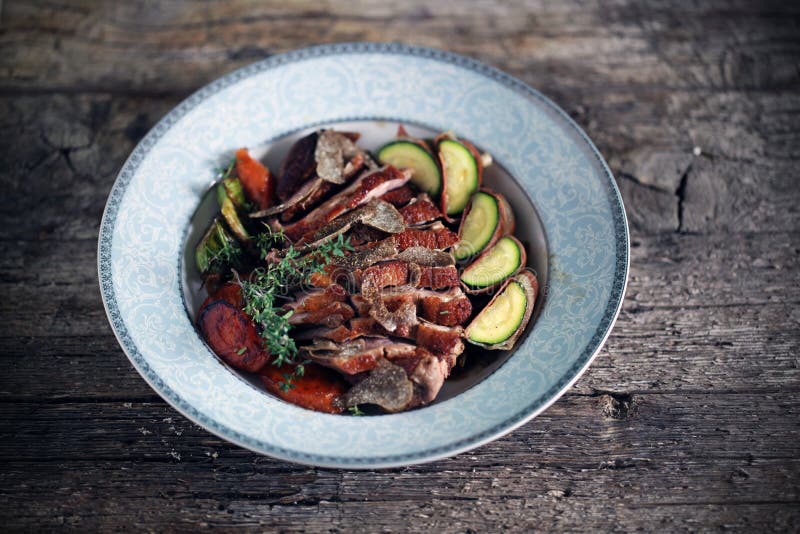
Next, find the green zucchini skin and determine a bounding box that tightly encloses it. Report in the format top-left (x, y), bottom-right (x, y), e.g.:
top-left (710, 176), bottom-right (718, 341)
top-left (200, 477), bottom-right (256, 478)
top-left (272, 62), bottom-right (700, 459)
top-left (460, 235), bottom-right (526, 293)
top-left (218, 176), bottom-right (248, 211)
top-left (438, 139), bottom-right (480, 216)
top-left (195, 218), bottom-right (242, 274)
top-left (217, 194), bottom-right (251, 243)
top-left (466, 269), bottom-right (539, 350)
top-left (454, 190), bottom-right (515, 260)
top-left (453, 192), bottom-right (498, 260)
top-left (377, 141), bottom-right (442, 197)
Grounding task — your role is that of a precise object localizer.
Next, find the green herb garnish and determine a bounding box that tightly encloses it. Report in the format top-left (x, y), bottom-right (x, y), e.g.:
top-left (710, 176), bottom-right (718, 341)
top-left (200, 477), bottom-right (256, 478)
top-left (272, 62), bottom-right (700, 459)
top-left (255, 225), bottom-right (288, 260)
top-left (348, 405), bottom-right (365, 416)
top-left (238, 234), bottom-right (354, 378)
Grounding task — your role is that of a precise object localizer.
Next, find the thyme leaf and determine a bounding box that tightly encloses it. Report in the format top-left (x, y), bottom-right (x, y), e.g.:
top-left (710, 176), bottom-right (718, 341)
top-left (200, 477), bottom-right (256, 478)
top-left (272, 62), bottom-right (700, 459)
top-left (238, 234), bottom-right (354, 372)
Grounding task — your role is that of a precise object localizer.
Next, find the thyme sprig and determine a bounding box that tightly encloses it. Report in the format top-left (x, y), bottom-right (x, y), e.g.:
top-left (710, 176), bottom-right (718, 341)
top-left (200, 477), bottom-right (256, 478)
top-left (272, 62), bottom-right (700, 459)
top-left (208, 233), bottom-right (242, 270)
top-left (239, 233), bottom-right (354, 389)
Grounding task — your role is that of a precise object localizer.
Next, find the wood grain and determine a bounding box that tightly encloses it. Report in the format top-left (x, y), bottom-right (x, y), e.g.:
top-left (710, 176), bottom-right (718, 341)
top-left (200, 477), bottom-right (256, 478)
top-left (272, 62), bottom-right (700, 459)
top-left (1, 0), bottom-right (799, 531)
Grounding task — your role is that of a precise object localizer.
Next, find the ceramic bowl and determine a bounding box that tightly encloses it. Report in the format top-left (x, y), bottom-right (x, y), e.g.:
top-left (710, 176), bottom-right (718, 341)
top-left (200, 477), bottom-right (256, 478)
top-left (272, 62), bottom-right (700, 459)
top-left (99, 43), bottom-right (629, 468)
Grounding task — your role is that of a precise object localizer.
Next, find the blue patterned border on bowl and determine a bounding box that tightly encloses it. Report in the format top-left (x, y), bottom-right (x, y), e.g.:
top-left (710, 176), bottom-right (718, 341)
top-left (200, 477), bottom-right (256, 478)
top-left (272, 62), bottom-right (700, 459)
top-left (98, 42), bottom-right (629, 468)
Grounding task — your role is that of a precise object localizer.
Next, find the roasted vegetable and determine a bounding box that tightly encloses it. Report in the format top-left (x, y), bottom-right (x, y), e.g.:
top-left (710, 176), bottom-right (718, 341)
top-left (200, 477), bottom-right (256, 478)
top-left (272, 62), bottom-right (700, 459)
top-left (259, 361), bottom-right (348, 414)
top-left (453, 190), bottom-right (514, 260)
top-left (199, 282), bottom-right (244, 316)
top-left (460, 236), bottom-right (526, 292)
top-left (195, 218), bottom-right (242, 274)
top-left (217, 175), bottom-right (248, 211)
top-left (217, 193), bottom-right (250, 243)
top-left (235, 148), bottom-right (274, 210)
top-left (198, 300), bottom-right (270, 372)
top-left (438, 139), bottom-right (480, 216)
top-left (466, 269), bottom-right (538, 349)
top-left (378, 141), bottom-right (442, 197)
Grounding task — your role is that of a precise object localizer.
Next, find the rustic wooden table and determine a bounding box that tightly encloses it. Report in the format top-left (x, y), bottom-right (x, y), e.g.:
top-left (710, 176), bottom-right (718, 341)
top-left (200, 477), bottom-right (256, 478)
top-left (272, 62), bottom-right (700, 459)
top-left (2, 1), bottom-right (799, 531)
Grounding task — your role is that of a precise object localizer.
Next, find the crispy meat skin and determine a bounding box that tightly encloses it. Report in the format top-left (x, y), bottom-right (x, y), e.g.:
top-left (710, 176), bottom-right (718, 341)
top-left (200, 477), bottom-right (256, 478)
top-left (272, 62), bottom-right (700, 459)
top-left (379, 184), bottom-right (415, 207)
top-left (280, 179), bottom-right (335, 222)
top-left (282, 166), bottom-right (411, 241)
top-left (415, 321), bottom-right (464, 361)
top-left (287, 302), bottom-right (355, 327)
top-left (284, 284), bottom-right (348, 313)
top-left (418, 265), bottom-right (460, 290)
top-left (393, 227), bottom-right (459, 251)
top-left (277, 131), bottom-right (318, 201)
top-left (399, 196), bottom-right (442, 226)
top-left (355, 262), bottom-right (460, 291)
top-left (280, 151), bottom-right (366, 222)
top-left (351, 286), bottom-right (471, 327)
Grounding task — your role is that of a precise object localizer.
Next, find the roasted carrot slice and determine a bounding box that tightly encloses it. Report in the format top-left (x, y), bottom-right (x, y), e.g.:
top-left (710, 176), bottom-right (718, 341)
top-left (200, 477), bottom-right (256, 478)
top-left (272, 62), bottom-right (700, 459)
top-left (199, 282), bottom-right (244, 316)
top-left (235, 148), bottom-right (274, 210)
top-left (259, 362), bottom-right (348, 414)
top-left (198, 301), bottom-right (270, 373)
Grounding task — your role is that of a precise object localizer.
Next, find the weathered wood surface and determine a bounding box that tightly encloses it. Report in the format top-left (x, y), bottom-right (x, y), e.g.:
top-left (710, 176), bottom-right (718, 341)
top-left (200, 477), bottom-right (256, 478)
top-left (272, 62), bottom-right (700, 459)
top-left (1, 0), bottom-right (799, 531)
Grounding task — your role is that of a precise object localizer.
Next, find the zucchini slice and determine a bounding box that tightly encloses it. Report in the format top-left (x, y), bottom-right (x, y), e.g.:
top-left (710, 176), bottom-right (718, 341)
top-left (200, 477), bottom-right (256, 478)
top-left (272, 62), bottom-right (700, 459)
top-left (460, 236), bottom-right (526, 292)
top-left (217, 193), bottom-right (250, 243)
top-left (438, 139), bottom-right (480, 216)
top-left (466, 270), bottom-right (538, 350)
top-left (195, 218), bottom-right (242, 274)
top-left (453, 190), bottom-right (515, 260)
top-left (378, 141), bottom-right (442, 197)
top-left (217, 176), bottom-right (248, 211)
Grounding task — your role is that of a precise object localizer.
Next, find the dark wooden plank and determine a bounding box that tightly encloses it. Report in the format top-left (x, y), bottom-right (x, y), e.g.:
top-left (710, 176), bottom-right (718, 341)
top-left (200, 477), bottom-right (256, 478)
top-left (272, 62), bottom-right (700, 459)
top-left (0, 394), bottom-right (797, 530)
top-left (2, 1), bottom-right (799, 94)
top-left (2, 393), bottom-right (798, 462)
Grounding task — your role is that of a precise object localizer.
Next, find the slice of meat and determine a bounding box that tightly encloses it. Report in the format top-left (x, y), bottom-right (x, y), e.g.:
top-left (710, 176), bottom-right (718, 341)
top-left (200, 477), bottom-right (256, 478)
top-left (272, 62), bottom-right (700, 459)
top-left (329, 239), bottom-right (399, 271)
top-left (282, 166), bottom-right (411, 241)
top-left (294, 324), bottom-right (359, 343)
top-left (302, 199), bottom-right (405, 246)
top-left (342, 350), bottom-right (450, 412)
top-left (303, 338), bottom-right (400, 375)
top-left (352, 262), bottom-right (460, 291)
top-left (287, 301), bottom-right (355, 328)
top-left (379, 184), bottom-right (416, 207)
top-left (347, 225), bottom-right (390, 248)
top-left (393, 225), bottom-right (459, 251)
top-left (351, 286), bottom-right (470, 326)
top-left (235, 148), bottom-right (275, 210)
top-left (364, 289), bottom-right (418, 336)
top-left (279, 147), bottom-right (368, 222)
top-left (359, 260), bottom-right (410, 289)
top-left (415, 321), bottom-right (465, 364)
top-left (277, 131), bottom-right (318, 201)
top-left (395, 246), bottom-right (454, 267)
top-left (399, 195), bottom-right (443, 226)
top-left (410, 355), bottom-right (449, 404)
top-left (198, 301), bottom-right (270, 373)
top-left (280, 178), bottom-right (335, 222)
top-left (417, 287), bottom-right (472, 326)
top-left (259, 361), bottom-right (348, 414)
top-left (284, 284), bottom-right (348, 314)
top-left (418, 265), bottom-right (460, 290)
